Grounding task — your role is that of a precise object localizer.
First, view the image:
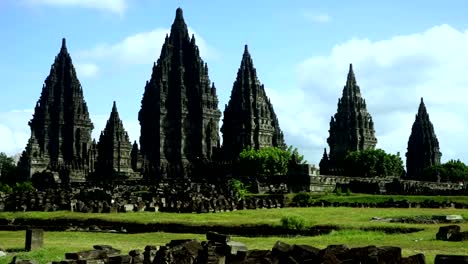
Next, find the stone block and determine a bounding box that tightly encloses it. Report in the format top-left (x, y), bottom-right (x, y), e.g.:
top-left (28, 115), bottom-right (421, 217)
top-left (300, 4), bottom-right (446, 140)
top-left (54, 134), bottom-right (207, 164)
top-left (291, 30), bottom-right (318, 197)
top-left (206, 231), bottom-right (230, 243)
top-left (402, 253), bottom-right (426, 264)
top-left (436, 225), bottom-right (461, 241)
top-left (435, 255), bottom-right (468, 264)
top-left (25, 229), bottom-right (43, 251)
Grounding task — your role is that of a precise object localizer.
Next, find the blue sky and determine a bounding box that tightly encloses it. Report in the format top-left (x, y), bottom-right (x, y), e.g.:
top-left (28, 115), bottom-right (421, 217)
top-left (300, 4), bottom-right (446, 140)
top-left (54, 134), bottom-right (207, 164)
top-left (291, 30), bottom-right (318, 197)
top-left (1, 0), bottom-right (468, 166)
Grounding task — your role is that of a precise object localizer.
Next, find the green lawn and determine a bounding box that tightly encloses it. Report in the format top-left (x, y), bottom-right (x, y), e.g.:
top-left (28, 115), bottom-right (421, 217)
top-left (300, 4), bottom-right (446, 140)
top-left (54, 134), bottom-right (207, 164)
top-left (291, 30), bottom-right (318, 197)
top-left (0, 207), bottom-right (467, 264)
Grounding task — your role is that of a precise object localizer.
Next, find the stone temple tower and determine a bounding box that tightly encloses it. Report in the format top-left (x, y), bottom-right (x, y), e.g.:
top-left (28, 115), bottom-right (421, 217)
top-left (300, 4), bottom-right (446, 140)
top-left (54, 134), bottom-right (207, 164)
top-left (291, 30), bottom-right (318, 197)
top-left (221, 45), bottom-right (285, 160)
top-left (95, 101), bottom-right (139, 182)
top-left (19, 38), bottom-right (94, 182)
top-left (320, 64), bottom-right (377, 175)
top-left (138, 8), bottom-right (221, 179)
top-left (405, 98), bottom-right (442, 179)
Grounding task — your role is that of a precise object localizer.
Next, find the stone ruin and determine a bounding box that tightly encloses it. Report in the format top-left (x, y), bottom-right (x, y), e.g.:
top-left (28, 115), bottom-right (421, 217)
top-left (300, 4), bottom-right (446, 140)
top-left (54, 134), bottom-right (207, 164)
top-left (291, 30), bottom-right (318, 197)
top-left (10, 231), bottom-right (468, 264)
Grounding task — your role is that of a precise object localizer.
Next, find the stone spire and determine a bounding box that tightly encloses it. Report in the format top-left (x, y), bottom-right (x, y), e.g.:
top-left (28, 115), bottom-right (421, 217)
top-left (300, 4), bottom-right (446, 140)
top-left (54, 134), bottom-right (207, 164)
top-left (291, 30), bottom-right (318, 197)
top-left (221, 45), bottom-right (286, 160)
top-left (138, 8), bottom-right (221, 179)
top-left (95, 101), bottom-right (134, 181)
top-left (19, 38), bottom-right (94, 182)
top-left (321, 64), bottom-right (377, 175)
top-left (405, 98), bottom-right (442, 179)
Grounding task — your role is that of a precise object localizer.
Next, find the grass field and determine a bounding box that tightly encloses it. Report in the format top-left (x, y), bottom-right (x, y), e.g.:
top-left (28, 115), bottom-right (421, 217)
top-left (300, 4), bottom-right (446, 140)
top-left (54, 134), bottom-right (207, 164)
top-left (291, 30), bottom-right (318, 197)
top-left (0, 207), bottom-right (467, 264)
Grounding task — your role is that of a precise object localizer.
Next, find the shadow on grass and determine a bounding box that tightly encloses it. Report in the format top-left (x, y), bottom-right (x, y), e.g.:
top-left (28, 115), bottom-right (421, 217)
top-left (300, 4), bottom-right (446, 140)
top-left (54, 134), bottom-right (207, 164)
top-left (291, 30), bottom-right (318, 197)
top-left (6, 248), bottom-right (25, 253)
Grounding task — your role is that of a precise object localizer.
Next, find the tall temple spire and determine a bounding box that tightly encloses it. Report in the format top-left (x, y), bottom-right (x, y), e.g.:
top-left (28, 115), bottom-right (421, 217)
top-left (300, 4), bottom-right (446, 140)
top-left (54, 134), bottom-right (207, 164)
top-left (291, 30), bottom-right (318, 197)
top-left (139, 8), bottom-right (221, 179)
top-left (406, 97), bottom-right (441, 179)
top-left (95, 101), bottom-right (136, 181)
top-left (61, 38), bottom-right (67, 52)
top-left (320, 64), bottom-right (377, 175)
top-left (19, 38), bottom-right (94, 182)
top-left (221, 45), bottom-right (285, 159)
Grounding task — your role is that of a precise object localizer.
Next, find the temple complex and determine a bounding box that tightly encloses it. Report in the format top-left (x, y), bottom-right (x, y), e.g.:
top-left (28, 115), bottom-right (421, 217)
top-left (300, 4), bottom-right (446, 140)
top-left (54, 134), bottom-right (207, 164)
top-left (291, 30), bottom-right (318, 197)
top-left (18, 38), bottom-right (94, 183)
top-left (94, 102), bottom-right (140, 182)
top-left (405, 98), bottom-right (442, 179)
top-left (221, 45), bottom-right (285, 159)
top-left (320, 64), bottom-right (377, 175)
top-left (138, 8), bottom-right (221, 179)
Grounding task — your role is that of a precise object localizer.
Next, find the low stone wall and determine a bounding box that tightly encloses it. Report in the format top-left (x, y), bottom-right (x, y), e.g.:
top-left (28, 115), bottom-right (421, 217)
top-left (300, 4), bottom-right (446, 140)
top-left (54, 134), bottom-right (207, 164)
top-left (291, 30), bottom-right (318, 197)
top-left (0, 182), bottom-right (287, 213)
top-left (296, 175), bottom-right (467, 195)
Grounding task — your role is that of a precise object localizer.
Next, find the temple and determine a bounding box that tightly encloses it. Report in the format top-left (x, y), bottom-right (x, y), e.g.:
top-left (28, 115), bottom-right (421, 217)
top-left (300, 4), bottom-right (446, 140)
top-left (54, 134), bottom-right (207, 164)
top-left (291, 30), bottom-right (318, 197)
top-left (405, 98), bottom-right (442, 179)
top-left (18, 38), bottom-right (94, 183)
top-left (138, 8), bottom-right (221, 179)
top-left (320, 64), bottom-right (377, 175)
top-left (94, 102), bottom-right (141, 182)
top-left (221, 45), bottom-right (285, 159)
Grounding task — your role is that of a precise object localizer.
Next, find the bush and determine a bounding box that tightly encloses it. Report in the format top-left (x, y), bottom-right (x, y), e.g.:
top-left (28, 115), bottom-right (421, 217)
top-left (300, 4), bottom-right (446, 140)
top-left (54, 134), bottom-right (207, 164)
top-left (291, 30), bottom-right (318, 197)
top-left (0, 183), bottom-right (13, 194)
top-left (280, 215), bottom-right (307, 230)
top-left (14, 181), bottom-right (35, 193)
top-left (292, 192), bottom-right (312, 207)
top-left (335, 187), bottom-right (343, 196)
top-left (228, 179), bottom-right (248, 199)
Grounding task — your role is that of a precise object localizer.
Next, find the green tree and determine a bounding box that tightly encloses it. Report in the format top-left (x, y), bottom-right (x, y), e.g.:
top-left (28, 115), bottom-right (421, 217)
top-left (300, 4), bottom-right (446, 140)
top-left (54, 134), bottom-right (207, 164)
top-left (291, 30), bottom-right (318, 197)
top-left (0, 152), bottom-right (19, 184)
top-left (422, 159), bottom-right (468, 182)
top-left (344, 149), bottom-right (404, 177)
top-left (239, 147), bottom-right (292, 177)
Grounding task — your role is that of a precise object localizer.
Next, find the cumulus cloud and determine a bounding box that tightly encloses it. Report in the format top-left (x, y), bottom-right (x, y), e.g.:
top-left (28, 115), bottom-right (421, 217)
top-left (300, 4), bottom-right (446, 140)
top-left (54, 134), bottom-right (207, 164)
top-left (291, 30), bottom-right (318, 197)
top-left (26, 0), bottom-right (127, 15)
top-left (79, 27), bottom-right (219, 67)
top-left (75, 63), bottom-right (99, 78)
top-left (303, 11), bottom-right (331, 24)
top-left (270, 24), bottom-right (468, 166)
top-left (0, 110), bottom-right (33, 156)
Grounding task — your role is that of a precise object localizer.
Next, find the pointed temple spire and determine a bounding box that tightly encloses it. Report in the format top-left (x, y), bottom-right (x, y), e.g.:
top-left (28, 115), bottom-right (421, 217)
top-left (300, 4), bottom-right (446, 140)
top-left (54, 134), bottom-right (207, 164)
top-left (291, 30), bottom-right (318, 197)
top-left (19, 38), bottom-right (94, 182)
top-left (95, 101), bottom-right (137, 181)
top-left (406, 98), bottom-right (442, 180)
top-left (138, 8), bottom-right (221, 179)
top-left (221, 45), bottom-right (286, 159)
top-left (320, 64), bottom-right (377, 175)
top-left (61, 38), bottom-right (67, 52)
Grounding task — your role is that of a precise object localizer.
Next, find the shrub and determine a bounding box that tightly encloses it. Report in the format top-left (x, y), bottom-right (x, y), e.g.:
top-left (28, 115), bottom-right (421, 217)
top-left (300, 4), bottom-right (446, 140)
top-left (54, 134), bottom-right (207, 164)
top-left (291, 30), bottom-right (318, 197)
top-left (334, 186), bottom-right (343, 196)
top-left (292, 192), bottom-right (312, 207)
top-left (280, 215), bottom-right (307, 230)
top-left (228, 179), bottom-right (248, 199)
top-left (0, 183), bottom-right (13, 194)
top-left (14, 181), bottom-right (35, 193)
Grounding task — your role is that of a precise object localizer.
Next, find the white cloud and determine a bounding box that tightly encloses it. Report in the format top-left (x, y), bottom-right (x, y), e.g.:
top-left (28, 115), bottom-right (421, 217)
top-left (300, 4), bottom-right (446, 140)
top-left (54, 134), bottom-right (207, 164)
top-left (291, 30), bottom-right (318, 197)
top-left (26, 0), bottom-right (127, 15)
top-left (75, 63), bottom-right (99, 78)
top-left (271, 24), bottom-right (468, 166)
top-left (0, 110), bottom-right (33, 156)
top-left (79, 27), bottom-right (219, 67)
top-left (303, 11), bottom-right (331, 24)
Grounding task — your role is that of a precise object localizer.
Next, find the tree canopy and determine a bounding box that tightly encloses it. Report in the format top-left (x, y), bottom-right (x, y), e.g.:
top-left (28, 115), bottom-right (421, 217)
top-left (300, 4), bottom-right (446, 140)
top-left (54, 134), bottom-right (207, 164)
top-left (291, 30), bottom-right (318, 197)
top-left (0, 152), bottom-right (19, 184)
top-left (422, 159), bottom-right (468, 182)
top-left (238, 146), bottom-right (306, 177)
top-left (343, 149), bottom-right (405, 177)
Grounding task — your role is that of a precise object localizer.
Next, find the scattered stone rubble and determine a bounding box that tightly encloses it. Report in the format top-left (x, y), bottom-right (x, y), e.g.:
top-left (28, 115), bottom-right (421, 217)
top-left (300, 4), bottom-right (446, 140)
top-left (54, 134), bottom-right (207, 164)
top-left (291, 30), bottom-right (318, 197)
top-left (10, 231), bottom-right (465, 264)
top-left (0, 182), bottom-right (287, 214)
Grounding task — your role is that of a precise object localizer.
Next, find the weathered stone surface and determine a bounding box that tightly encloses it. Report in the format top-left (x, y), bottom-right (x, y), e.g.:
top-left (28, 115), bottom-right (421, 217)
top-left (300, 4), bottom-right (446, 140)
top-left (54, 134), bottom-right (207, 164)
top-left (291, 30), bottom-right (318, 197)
top-left (406, 98), bottom-right (442, 180)
top-left (436, 225), bottom-right (461, 241)
top-left (435, 255), bottom-right (468, 264)
top-left (95, 102), bottom-right (138, 182)
top-left (221, 45), bottom-right (285, 160)
top-left (9, 257), bottom-right (38, 264)
top-left (25, 229), bottom-right (43, 251)
top-left (138, 8), bottom-right (221, 179)
top-left (321, 64), bottom-right (377, 175)
top-left (206, 231), bottom-right (230, 243)
top-left (402, 253), bottom-right (426, 264)
top-left (18, 38), bottom-right (94, 183)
